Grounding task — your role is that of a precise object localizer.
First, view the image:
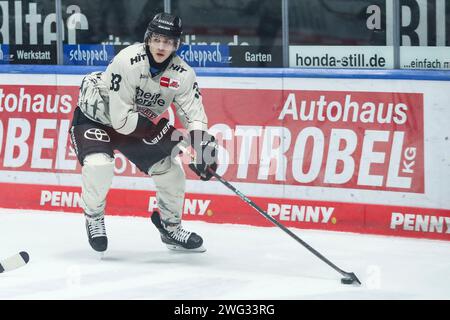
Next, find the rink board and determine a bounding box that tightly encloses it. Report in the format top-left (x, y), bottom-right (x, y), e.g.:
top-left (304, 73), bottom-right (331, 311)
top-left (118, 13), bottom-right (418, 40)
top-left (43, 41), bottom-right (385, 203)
top-left (0, 67), bottom-right (449, 241)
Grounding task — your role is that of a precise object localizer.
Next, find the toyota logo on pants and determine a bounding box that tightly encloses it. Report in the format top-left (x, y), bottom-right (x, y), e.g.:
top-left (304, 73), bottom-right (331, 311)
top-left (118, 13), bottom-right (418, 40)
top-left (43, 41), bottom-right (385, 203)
top-left (84, 128), bottom-right (111, 142)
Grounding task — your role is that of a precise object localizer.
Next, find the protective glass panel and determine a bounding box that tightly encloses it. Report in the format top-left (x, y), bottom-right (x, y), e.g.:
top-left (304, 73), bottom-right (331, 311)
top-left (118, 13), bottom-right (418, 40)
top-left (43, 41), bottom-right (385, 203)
top-left (172, 0), bottom-right (283, 67)
top-left (0, 0), bottom-right (57, 64)
top-left (399, 0), bottom-right (450, 70)
top-left (60, 0), bottom-right (164, 65)
top-left (288, 0), bottom-right (393, 69)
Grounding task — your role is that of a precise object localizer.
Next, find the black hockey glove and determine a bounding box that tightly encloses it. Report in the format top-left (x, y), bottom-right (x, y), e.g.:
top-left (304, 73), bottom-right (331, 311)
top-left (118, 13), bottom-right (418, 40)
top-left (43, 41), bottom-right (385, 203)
top-left (188, 130), bottom-right (218, 181)
top-left (142, 118), bottom-right (183, 156)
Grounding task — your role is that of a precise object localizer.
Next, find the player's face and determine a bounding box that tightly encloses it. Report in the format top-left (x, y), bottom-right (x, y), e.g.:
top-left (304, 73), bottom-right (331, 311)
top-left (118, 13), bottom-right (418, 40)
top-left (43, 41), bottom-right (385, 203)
top-left (148, 33), bottom-right (177, 63)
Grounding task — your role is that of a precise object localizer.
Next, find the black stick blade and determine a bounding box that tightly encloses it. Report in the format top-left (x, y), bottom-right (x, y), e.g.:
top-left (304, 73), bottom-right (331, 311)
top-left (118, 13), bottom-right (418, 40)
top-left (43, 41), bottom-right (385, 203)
top-left (341, 272), bottom-right (362, 285)
top-left (19, 251), bottom-right (30, 263)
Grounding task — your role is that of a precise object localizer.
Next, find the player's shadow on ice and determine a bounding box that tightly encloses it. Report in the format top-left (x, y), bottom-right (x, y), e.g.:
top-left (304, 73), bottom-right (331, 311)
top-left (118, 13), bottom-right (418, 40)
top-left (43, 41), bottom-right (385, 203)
top-left (57, 249), bottom-right (209, 266)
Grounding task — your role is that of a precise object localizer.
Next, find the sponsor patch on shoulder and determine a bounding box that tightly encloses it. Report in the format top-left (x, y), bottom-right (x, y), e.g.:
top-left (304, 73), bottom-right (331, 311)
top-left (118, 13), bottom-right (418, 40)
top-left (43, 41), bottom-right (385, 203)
top-left (160, 76), bottom-right (180, 90)
top-left (168, 78), bottom-right (180, 90)
top-left (160, 76), bottom-right (170, 87)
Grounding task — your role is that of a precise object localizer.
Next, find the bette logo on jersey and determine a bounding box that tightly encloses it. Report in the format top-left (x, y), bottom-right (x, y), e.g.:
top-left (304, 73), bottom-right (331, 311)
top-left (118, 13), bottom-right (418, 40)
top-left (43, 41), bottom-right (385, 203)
top-left (160, 77), bottom-right (180, 90)
top-left (136, 87), bottom-right (165, 107)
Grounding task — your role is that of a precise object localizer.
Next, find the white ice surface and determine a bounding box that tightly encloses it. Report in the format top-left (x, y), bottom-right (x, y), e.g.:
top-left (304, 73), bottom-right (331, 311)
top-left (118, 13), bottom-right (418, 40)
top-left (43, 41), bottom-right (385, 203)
top-left (0, 208), bottom-right (449, 300)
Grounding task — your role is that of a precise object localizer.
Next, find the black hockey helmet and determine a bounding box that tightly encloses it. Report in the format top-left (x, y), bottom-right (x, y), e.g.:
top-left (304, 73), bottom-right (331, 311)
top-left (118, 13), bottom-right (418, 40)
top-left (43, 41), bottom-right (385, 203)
top-left (144, 12), bottom-right (183, 44)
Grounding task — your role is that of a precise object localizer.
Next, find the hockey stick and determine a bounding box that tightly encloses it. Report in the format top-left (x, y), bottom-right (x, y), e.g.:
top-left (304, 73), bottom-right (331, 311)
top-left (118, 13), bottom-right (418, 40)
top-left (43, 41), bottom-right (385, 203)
top-left (0, 251), bottom-right (30, 273)
top-left (207, 168), bottom-right (361, 285)
top-left (178, 143), bottom-right (361, 285)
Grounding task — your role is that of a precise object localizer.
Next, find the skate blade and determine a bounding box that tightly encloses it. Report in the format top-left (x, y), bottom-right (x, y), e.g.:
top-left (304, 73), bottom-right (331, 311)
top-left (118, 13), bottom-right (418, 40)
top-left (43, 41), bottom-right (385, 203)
top-left (165, 244), bottom-right (206, 253)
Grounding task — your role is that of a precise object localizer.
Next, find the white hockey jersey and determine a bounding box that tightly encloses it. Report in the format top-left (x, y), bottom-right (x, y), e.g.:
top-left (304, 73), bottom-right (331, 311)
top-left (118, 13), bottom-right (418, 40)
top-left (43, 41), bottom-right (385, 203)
top-left (78, 43), bottom-right (208, 135)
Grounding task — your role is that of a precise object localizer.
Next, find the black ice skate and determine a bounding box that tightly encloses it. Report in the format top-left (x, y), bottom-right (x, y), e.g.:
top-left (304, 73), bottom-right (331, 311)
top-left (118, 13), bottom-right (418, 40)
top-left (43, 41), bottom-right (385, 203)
top-left (151, 211), bottom-right (206, 252)
top-left (85, 212), bottom-right (108, 253)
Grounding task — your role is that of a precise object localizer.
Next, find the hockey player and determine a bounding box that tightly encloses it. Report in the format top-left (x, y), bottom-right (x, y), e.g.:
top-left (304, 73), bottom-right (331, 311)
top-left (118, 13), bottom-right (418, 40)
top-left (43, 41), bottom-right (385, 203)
top-left (70, 13), bottom-right (218, 253)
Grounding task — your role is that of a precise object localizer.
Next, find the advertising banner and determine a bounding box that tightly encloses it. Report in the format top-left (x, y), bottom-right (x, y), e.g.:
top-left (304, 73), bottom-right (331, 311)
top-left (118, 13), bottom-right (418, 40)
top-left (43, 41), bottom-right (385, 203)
top-left (401, 47), bottom-right (450, 70)
top-left (0, 71), bottom-right (449, 241)
top-left (9, 45), bottom-right (57, 65)
top-left (229, 46), bottom-right (282, 67)
top-left (177, 45), bottom-right (231, 67)
top-left (0, 44), bottom-right (10, 64)
top-left (289, 46), bottom-right (394, 69)
top-left (63, 44), bottom-right (115, 66)
top-left (205, 89), bottom-right (424, 193)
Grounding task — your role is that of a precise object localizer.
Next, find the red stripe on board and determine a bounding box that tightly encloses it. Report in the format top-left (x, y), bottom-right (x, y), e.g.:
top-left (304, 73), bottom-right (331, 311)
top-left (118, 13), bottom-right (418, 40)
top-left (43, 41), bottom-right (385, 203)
top-left (0, 183), bottom-right (448, 241)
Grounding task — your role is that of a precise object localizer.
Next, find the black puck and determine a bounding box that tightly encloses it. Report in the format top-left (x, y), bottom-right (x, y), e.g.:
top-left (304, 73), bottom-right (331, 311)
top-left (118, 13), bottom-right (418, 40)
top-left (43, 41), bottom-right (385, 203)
top-left (341, 277), bottom-right (355, 285)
